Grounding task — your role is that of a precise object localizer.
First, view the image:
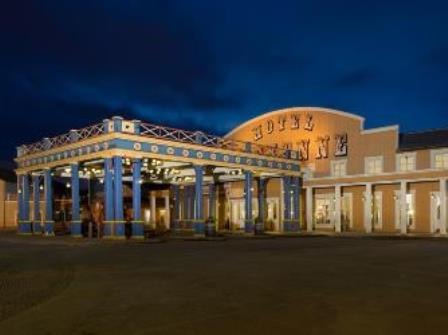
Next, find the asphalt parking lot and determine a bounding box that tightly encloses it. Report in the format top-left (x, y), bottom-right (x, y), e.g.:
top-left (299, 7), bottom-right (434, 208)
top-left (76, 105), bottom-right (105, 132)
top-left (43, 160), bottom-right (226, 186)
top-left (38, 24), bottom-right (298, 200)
top-left (1, 231), bottom-right (448, 335)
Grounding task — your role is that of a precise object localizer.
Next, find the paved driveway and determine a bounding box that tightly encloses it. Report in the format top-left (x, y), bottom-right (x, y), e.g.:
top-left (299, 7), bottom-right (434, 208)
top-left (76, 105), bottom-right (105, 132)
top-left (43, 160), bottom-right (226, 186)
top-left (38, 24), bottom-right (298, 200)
top-left (0, 232), bottom-right (447, 335)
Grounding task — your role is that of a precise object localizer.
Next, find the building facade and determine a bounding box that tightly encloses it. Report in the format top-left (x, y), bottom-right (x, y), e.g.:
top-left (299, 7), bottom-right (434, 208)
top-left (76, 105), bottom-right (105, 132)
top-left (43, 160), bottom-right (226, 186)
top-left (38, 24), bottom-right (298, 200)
top-left (13, 108), bottom-right (448, 237)
top-left (226, 107), bottom-right (448, 235)
top-left (0, 167), bottom-right (18, 229)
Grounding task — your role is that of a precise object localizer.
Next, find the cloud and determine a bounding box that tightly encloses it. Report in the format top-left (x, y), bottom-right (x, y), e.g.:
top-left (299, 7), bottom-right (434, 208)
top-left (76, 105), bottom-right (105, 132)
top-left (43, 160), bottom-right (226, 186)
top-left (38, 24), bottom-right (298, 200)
top-left (0, 1), bottom-right (242, 112)
top-left (332, 68), bottom-right (376, 89)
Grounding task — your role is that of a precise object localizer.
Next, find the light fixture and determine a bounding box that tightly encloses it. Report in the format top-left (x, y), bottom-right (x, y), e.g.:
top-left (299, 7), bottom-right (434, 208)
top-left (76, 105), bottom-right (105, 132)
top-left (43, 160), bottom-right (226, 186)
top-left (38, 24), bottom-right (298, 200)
top-left (39, 185), bottom-right (44, 190)
top-left (66, 183), bottom-right (71, 188)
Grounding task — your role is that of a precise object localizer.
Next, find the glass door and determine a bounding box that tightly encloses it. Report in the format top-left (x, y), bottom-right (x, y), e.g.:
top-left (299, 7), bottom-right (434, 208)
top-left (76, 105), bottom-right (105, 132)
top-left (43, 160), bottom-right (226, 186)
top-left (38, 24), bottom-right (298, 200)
top-left (430, 192), bottom-right (441, 233)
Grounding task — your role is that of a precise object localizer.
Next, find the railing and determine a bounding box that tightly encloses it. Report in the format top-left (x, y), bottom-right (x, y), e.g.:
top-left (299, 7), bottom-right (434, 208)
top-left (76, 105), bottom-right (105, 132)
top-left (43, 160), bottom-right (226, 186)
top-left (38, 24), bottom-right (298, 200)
top-left (19, 123), bottom-right (104, 156)
top-left (140, 122), bottom-right (297, 160)
top-left (18, 118), bottom-right (298, 161)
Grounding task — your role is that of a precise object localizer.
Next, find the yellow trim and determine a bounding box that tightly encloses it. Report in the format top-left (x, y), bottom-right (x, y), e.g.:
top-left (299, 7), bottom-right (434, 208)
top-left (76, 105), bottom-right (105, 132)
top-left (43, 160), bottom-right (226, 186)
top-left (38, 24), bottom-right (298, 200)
top-left (16, 133), bottom-right (116, 162)
top-left (131, 235), bottom-right (145, 240)
top-left (71, 234), bottom-right (83, 238)
top-left (114, 132), bottom-right (297, 165)
top-left (103, 235), bottom-right (126, 240)
top-left (224, 106), bottom-right (366, 138)
top-left (16, 130), bottom-right (298, 164)
top-left (16, 131), bottom-right (301, 175)
top-left (16, 151), bottom-right (109, 174)
top-left (17, 232), bottom-right (33, 236)
top-left (110, 148), bottom-right (301, 176)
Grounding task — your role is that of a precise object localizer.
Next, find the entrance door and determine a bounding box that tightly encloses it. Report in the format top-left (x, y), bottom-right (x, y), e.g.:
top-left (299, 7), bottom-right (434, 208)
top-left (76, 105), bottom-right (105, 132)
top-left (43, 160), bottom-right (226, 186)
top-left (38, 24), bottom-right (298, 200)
top-left (266, 197), bottom-right (280, 232)
top-left (314, 194), bottom-right (335, 229)
top-left (341, 193), bottom-right (352, 231)
top-left (230, 199), bottom-right (244, 230)
top-left (430, 192), bottom-right (441, 233)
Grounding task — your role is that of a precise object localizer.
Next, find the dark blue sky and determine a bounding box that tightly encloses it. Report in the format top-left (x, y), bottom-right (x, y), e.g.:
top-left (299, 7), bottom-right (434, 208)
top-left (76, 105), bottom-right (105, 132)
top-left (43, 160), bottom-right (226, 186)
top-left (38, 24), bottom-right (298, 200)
top-left (1, 0), bottom-right (447, 161)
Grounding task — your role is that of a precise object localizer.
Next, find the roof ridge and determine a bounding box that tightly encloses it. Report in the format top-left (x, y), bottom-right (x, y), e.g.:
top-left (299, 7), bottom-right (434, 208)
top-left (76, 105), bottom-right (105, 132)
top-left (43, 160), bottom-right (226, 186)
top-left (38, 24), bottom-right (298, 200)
top-left (400, 127), bottom-right (448, 135)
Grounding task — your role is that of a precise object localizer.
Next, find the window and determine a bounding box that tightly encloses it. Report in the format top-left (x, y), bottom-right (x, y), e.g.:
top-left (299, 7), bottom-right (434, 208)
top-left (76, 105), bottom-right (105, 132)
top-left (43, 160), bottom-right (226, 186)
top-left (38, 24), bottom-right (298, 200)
top-left (432, 149), bottom-right (448, 169)
top-left (365, 156), bottom-right (383, 174)
top-left (314, 194), bottom-right (335, 226)
top-left (396, 152), bottom-right (416, 172)
top-left (331, 160), bottom-right (347, 177)
top-left (373, 191), bottom-right (383, 229)
top-left (394, 190), bottom-right (416, 229)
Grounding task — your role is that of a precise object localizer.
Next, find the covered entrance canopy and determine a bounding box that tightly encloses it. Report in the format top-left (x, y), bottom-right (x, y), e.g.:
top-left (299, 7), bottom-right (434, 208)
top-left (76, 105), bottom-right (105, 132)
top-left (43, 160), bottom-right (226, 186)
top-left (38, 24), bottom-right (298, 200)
top-left (15, 116), bottom-right (302, 238)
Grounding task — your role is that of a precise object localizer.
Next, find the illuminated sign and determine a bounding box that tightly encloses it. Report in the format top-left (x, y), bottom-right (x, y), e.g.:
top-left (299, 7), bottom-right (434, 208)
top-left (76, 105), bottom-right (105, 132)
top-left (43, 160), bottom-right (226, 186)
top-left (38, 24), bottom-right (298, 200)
top-left (251, 113), bottom-right (348, 161)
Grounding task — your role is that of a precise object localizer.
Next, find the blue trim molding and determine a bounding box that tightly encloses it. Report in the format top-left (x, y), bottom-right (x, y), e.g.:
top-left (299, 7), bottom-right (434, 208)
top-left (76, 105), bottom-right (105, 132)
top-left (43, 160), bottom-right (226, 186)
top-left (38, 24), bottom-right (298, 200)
top-left (18, 137), bottom-right (300, 174)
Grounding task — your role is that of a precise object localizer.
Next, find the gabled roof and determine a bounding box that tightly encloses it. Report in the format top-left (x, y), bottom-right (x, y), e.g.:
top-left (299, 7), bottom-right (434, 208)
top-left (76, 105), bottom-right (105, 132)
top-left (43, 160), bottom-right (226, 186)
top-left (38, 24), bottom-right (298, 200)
top-left (399, 128), bottom-right (448, 151)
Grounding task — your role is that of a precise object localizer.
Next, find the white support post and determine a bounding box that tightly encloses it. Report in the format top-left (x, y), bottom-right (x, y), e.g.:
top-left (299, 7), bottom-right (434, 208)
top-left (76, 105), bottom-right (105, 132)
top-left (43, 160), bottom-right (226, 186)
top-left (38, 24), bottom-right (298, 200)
top-left (364, 183), bottom-right (372, 233)
top-left (306, 187), bottom-right (313, 232)
top-left (335, 185), bottom-right (341, 233)
top-left (164, 193), bottom-right (170, 230)
top-left (400, 181), bottom-right (407, 234)
top-left (150, 191), bottom-right (156, 228)
top-left (440, 178), bottom-right (447, 235)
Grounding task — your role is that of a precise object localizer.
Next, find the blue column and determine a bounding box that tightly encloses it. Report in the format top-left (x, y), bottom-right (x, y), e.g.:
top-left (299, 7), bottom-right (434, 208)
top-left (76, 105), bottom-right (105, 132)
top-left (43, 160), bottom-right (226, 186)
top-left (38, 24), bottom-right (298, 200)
top-left (113, 156), bottom-right (125, 238)
top-left (44, 169), bottom-right (54, 236)
top-left (256, 178), bottom-right (267, 235)
top-left (182, 186), bottom-right (188, 229)
top-left (190, 185), bottom-right (195, 223)
top-left (17, 175), bottom-right (23, 229)
top-left (172, 184), bottom-right (180, 231)
top-left (18, 174), bottom-right (32, 234)
top-left (32, 175), bottom-right (41, 234)
top-left (206, 183), bottom-right (216, 236)
top-left (70, 163), bottom-right (82, 237)
top-left (244, 170), bottom-right (254, 233)
top-left (185, 186), bottom-right (190, 221)
top-left (193, 165), bottom-right (205, 235)
top-left (283, 176), bottom-right (292, 232)
top-left (291, 176), bottom-right (301, 232)
top-left (208, 183), bottom-right (216, 219)
top-left (103, 157), bottom-right (114, 237)
top-left (132, 159), bottom-right (144, 239)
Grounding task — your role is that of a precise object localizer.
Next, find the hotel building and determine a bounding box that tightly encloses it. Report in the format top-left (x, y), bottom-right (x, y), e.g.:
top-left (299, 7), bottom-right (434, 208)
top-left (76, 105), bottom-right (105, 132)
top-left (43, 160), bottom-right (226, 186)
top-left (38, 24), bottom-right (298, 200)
top-left (12, 107), bottom-right (448, 237)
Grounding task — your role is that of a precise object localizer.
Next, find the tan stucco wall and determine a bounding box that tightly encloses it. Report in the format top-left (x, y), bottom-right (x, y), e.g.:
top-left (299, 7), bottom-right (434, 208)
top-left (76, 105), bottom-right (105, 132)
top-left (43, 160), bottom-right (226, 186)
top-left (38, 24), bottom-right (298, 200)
top-left (373, 184), bottom-right (400, 233)
top-left (225, 107), bottom-right (448, 235)
top-left (409, 181), bottom-right (439, 233)
top-left (342, 186), bottom-right (364, 232)
top-left (225, 107), bottom-right (402, 178)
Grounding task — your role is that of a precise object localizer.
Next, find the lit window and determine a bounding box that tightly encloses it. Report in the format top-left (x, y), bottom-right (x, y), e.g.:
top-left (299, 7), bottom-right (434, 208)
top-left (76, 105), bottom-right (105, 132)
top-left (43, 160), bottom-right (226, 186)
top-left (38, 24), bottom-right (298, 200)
top-left (331, 160), bottom-right (347, 177)
top-left (397, 153), bottom-right (416, 172)
top-left (394, 190), bottom-right (416, 229)
top-left (434, 153), bottom-right (448, 169)
top-left (365, 156), bottom-right (383, 174)
top-left (373, 191), bottom-right (382, 228)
